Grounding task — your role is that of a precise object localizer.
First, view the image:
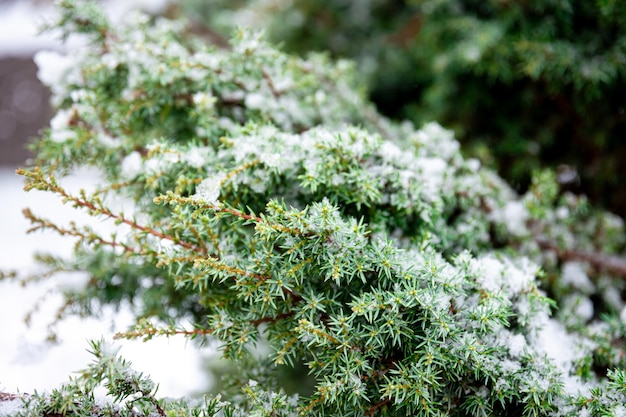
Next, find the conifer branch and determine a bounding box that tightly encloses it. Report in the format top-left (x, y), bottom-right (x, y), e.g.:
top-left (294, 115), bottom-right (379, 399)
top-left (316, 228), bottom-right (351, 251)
top-left (18, 168), bottom-right (207, 256)
top-left (22, 207), bottom-right (140, 255)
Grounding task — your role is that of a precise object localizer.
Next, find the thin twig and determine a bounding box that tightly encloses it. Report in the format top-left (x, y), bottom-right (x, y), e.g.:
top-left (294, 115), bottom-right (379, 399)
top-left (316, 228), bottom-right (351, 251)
top-left (535, 236), bottom-right (626, 279)
top-left (366, 398), bottom-right (391, 416)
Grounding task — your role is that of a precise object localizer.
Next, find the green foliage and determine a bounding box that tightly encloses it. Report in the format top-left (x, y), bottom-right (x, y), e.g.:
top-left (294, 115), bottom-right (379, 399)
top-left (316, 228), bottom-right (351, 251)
top-left (16, 340), bottom-right (235, 417)
top-left (5, 1), bottom-right (626, 416)
top-left (184, 0), bottom-right (626, 216)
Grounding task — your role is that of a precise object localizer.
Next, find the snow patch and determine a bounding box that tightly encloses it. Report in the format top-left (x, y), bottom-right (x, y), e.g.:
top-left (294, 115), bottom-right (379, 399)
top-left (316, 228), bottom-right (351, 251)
top-left (0, 398), bottom-right (25, 417)
top-left (121, 151), bottom-right (143, 179)
top-left (0, 0), bottom-right (170, 57)
top-left (195, 173), bottom-right (227, 204)
top-left (561, 262), bottom-right (595, 293)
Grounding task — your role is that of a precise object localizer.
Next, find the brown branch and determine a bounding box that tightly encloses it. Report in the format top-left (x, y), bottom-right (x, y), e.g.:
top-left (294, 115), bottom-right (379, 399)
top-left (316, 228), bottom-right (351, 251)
top-left (116, 312), bottom-right (295, 342)
top-left (262, 70), bottom-right (281, 98)
top-left (114, 326), bottom-right (215, 340)
top-left (183, 19), bottom-right (230, 49)
top-left (0, 392), bottom-right (27, 401)
top-left (193, 257), bottom-right (270, 281)
top-left (535, 236), bottom-right (626, 279)
top-left (366, 398), bottom-right (391, 416)
top-left (184, 220), bottom-right (209, 255)
top-left (23, 208), bottom-right (140, 255)
top-left (150, 397), bottom-right (166, 417)
top-left (18, 169), bottom-right (207, 256)
top-left (386, 14), bottom-right (422, 46)
top-left (216, 205), bottom-right (311, 237)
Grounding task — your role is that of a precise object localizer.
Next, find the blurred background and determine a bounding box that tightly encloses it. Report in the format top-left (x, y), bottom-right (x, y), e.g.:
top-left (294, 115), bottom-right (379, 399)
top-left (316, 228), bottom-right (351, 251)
top-left (0, 0), bottom-right (52, 166)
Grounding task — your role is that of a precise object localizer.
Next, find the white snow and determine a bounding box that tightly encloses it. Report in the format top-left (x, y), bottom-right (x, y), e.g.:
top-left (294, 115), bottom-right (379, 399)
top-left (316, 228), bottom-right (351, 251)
top-left (0, 2), bottom-right (58, 57)
top-left (503, 331), bottom-right (526, 357)
top-left (0, 168), bottom-right (210, 398)
top-left (48, 108), bottom-right (76, 143)
top-left (561, 261), bottom-right (595, 293)
top-left (121, 151), bottom-right (143, 179)
top-left (182, 147), bottom-right (208, 169)
top-left (194, 173), bottom-right (227, 205)
top-left (465, 158), bottom-right (481, 172)
top-left (414, 157), bottom-right (447, 196)
top-left (413, 122), bottom-right (460, 161)
top-left (614, 405), bottom-right (626, 417)
top-left (245, 93), bottom-right (266, 109)
top-left (379, 141), bottom-right (402, 162)
top-left (0, 0), bottom-right (169, 58)
top-left (472, 255), bottom-right (536, 296)
top-left (33, 50), bottom-right (75, 86)
top-left (488, 200), bottom-right (530, 238)
top-left (528, 311), bottom-right (596, 397)
top-left (556, 206), bottom-right (570, 220)
top-left (0, 398), bottom-right (23, 417)
top-left (193, 92), bottom-right (217, 112)
top-left (620, 305), bottom-right (626, 325)
top-left (575, 296), bottom-right (594, 322)
top-left (531, 314), bottom-right (573, 370)
top-left (500, 201), bottom-right (529, 237)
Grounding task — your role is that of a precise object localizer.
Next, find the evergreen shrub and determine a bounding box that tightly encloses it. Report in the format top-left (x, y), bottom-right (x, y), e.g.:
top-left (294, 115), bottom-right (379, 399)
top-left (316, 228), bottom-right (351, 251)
top-left (4, 1), bottom-right (626, 416)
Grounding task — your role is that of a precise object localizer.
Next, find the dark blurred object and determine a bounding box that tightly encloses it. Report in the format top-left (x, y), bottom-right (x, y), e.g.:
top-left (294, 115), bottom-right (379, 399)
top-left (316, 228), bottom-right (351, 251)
top-left (0, 56), bottom-right (50, 165)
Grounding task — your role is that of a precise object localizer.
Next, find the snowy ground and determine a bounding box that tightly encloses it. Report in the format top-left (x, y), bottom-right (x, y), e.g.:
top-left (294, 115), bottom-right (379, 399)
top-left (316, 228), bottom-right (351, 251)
top-left (0, 0), bottom-right (170, 56)
top-left (0, 168), bottom-right (211, 397)
top-left (0, 0), bottom-right (211, 400)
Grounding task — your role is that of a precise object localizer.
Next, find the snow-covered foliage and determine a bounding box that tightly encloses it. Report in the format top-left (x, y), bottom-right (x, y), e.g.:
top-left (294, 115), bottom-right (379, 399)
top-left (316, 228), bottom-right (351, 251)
top-left (4, 1), bottom-right (626, 416)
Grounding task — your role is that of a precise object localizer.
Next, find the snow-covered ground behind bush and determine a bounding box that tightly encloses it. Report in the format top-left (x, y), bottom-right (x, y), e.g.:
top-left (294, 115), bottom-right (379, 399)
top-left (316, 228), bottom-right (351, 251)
top-left (0, 0), bottom-right (210, 400)
top-left (0, 168), bottom-right (210, 398)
